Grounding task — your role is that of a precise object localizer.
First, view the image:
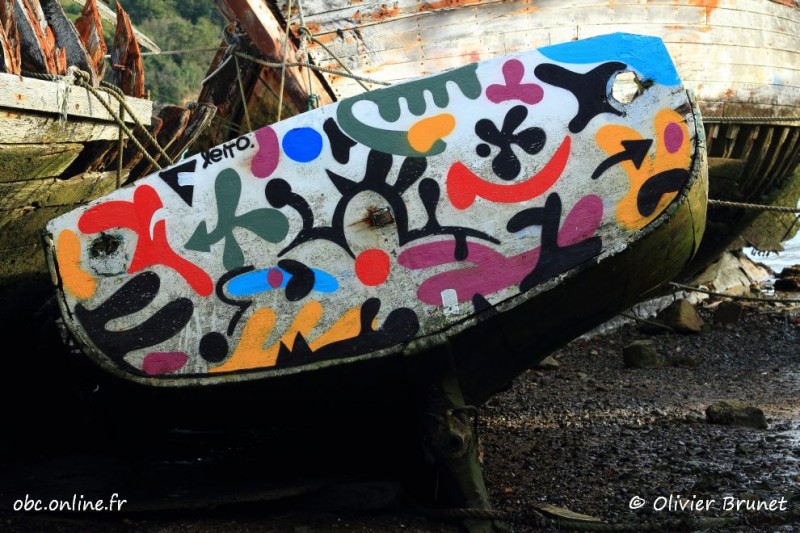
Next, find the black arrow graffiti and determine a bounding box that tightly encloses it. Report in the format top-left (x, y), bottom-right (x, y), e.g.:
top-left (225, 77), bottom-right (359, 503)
top-left (591, 138), bottom-right (653, 180)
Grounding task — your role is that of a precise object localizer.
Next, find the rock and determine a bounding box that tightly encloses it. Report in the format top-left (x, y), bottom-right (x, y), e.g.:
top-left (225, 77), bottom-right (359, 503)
top-left (656, 299), bottom-right (705, 333)
top-left (535, 355), bottom-right (560, 370)
top-left (714, 301), bottom-right (746, 325)
top-left (622, 340), bottom-right (659, 368)
top-left (774, 277), bottom-right (800, 292)
top-left (705, 400), bottom-right (768, 429)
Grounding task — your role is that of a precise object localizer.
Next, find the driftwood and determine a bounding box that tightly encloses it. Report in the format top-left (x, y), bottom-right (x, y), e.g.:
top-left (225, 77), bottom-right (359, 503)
top-left (109, 1), bottom-right (143, 97)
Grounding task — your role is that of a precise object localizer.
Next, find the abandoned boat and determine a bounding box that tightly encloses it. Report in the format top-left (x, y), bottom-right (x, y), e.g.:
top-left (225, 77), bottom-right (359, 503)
top-left (202, 0), bottom-right (800, 276)
top-left (44, 31), bottom-right (708, 401)
top-left (0, 0), bottom-right (215, 338)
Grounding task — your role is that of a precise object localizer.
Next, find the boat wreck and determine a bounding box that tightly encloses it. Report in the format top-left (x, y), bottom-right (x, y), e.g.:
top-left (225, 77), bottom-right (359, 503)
top-left (0, 0), bottom-right (215, 338)
top-left (201, 0), bottom-right (800, 275)
top-left (42, 31), bottom-right (708, 513)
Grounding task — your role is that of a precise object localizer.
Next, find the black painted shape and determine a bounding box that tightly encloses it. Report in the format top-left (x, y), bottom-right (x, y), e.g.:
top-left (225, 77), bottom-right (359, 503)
top-left (323, 118), bottom-right (357, 164)
top-left (275, 149), bottom-right (498, 260)
top-left (274, 298), bottom-right (420, 369)
top-left (474, 105), bottom-right (546, 180)
top-left (74, 271), bottom-right (194, 373)
top-left (278, 259), bottom-right (316, 301)
top-left (158, 159), bottom-right (198, 206)
top-left (218, 266), bottom-right (254, 336)
top-left (591, 138), bottom-right (653, 180)
top-left (199, 332), bottom-right (229, 363)
top-left (471, 293), bottom-right (499, 321)
top-left (534, 62), bottom-right (626, 133)
top-left (404, 178), bottom-right (500, 261)
top-left (637, 168), bottom-right (689, 217)
top-left (508, 194), bottom-right (602, 293)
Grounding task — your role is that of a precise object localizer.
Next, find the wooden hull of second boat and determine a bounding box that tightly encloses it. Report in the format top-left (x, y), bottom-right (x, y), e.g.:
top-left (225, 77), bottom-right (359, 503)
top-left (43, 33), bottom-right (707, 406)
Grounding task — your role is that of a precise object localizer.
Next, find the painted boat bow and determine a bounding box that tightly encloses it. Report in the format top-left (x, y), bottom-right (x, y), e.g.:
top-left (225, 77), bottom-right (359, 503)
top-left (43, 33), bottom-right (708, 403)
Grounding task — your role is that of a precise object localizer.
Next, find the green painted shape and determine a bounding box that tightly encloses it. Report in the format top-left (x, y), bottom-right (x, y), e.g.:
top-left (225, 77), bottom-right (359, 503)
top-left (336, 63), bottom-right (481, 157)
top-left (185, 168), bottom-right (290, 270)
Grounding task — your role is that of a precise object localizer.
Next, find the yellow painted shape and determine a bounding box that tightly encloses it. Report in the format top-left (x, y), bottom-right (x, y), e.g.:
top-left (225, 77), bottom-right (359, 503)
top-left (408, 114), bottom-right (456, 153)
top-left (56, 229), bottom-right (96, 299)
top-left (596, 108), bottom-right (690, 230)
top-left (211, 301), bottom-right (323, 373)
top-left (308, 305), bottom-right (362, 351)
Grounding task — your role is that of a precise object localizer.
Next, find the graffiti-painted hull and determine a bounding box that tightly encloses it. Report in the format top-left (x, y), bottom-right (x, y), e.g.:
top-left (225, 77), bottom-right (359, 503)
top-left (43, 33), bottom-right (707, 403)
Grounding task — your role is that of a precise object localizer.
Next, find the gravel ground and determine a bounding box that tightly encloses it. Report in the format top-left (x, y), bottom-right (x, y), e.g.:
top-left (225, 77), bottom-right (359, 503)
top-left (2, 291), bottom-right (799, 532)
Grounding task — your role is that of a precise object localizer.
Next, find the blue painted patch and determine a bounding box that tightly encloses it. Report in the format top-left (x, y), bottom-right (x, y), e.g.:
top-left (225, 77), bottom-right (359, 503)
top-left (282, 127), bottom-right (323, 163)
top-left (227, 267), bottom-right (339, 297)
top-left (539, 33), bottom-right (681, 87)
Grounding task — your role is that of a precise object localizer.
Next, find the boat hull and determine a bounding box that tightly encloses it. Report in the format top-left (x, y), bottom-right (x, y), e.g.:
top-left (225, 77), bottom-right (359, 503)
top-left (44, 33), bottom-right (707, 401)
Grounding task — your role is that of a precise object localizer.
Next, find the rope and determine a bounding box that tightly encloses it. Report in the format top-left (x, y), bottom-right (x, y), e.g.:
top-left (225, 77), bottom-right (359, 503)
top-left (708, 199), bottom-right (800, 213)
top-left (703, 116), bottom-right (800, 123)
top-left (295, 0), bottom-right (319, 109)
top-left (669, 282), bottom-right (800, 304)
top-left (233, 50), bottom-right (392, 87)
top-left (64, 69), bottom-right (164, 172)
top-left (307, 33), bottom-right (371, 92)
top-left (276, 0), bottom-right (294, 121)
top-left (137, 46), bottom-right (226, 57)
top-left (234, 53), bottom-right (252, 132)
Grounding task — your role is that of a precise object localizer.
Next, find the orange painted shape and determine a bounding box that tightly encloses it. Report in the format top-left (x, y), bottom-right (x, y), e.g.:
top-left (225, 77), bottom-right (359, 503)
top-left (308, 306), bottom-right (362, 351)
top-left (408, 114), bottom-right (456, 153)
top-left (597, 108), bottom-right (691, 230)
top-left (211, 300), bottom-right (329, 373)
top-left (447, 136), bottom-right (571, 209)
top-left (56, 229), bottom-right (96, 299)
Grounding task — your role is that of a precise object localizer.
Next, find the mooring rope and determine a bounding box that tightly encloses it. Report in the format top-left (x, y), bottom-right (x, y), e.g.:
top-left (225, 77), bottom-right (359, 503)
top-left (703, 115), bottom-right (800, 123)
top-left (669, 282), bottom-right (800, 304)
top-left (708, 199), bottom-right (800, 213)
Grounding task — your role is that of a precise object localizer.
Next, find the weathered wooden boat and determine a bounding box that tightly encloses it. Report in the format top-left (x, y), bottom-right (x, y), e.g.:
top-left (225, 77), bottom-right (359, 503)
top-left (202, 0), bottom-right (800, 277)
top-left (41, 32), bottom-right (708, 513)
top-left (0, 0), bottom-right (215, 353)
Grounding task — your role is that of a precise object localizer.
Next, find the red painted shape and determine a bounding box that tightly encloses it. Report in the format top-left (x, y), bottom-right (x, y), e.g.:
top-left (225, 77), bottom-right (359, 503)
top-left (78, 185), bottom-right (214, 296)
top-left (446, 136), bottom-right (571, 209)
top-left (354, 249), bottom-right (391, 286)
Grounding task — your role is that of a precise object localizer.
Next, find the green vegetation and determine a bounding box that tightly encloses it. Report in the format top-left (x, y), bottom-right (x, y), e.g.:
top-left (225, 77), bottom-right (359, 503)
top-left (60, 0), bottom-right (225, 106)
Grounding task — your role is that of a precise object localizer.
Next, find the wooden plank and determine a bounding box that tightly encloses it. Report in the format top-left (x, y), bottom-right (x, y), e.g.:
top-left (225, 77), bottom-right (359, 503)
top-left (0, 168), bottom-right (119, 209)
top-left (0, 109), bottom-right (133, 143)
top-left (0, 71), bottom-right (153, 124)
top-left (0, 142), bottom-right (83, 182)
top-left (66, 0), bottom-right (161, 54)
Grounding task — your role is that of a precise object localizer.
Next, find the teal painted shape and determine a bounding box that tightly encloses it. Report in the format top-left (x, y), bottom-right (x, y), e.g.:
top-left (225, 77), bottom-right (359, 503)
top-left (539, 33), bottom-right (681, 87)
top-left (336, 63), bottom-right (482, 157)
top-left (185, 168), bottom-right (290, 270)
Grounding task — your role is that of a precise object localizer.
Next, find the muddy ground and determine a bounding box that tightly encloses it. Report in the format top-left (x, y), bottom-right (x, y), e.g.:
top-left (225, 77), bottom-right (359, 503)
top-left (2, 289), bottom-right (799, 532)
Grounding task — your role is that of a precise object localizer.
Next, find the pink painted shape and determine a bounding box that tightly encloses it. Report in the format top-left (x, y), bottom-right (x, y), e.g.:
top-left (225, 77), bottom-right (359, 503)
top-left (663, 122), bottom-right (684, 154)
top-left (486, 59), bottom-right (544, 105)
top-left (557, 195), bottom-right (604, 247)
top-left (251, 126), bottom-right (280, 178)
top-left (267, 267), bottom-right (284, 288)
top-left (142, 352), bottom-right (189, 375)
top-left (398, 241), bottom-right (539, 305)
